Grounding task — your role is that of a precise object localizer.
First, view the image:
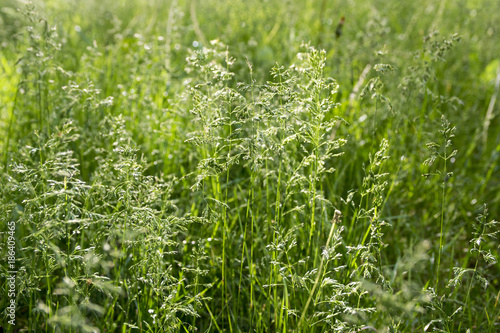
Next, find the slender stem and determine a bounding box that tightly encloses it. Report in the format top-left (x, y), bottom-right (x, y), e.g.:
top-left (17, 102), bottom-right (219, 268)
top-left (435, 148), bottom-right (447, 290)
top-left (299, 210), bottom-right (342, 329)
top-left (3, 78), bottom-right (20, 169)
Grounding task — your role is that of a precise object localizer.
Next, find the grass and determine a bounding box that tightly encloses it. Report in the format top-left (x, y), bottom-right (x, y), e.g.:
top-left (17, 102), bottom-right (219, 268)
top-left (1, 0), bottom-right (500, 332)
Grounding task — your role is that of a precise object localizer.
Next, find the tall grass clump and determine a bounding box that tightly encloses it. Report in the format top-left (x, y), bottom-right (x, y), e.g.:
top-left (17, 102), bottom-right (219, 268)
top-left (1, 0), bottom-right (500, 332)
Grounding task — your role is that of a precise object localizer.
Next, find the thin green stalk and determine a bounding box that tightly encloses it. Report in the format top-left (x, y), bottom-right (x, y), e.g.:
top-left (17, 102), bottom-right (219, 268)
top-left (3, 78), bottom-right (20, 169)
top-left (435, 149), bottom-right (447, 290)
top-left (458, 258), bottom-right (479, 332)
top-left (223, 51), bottom-right (233, 332)
top-left (298, 210), bottom-right (342, 329)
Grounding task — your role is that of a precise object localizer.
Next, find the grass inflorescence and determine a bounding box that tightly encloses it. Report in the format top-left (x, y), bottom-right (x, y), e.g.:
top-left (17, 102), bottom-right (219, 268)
top-left (1, 0), bottom-right (499, 332)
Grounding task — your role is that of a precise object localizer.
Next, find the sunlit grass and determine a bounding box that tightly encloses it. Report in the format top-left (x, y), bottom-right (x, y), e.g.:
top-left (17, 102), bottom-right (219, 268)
top-left (1, 0), bottom-right (500, 332)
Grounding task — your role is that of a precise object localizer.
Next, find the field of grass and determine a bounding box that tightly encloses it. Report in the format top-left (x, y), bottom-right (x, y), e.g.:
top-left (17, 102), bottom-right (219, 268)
top-left (1, 0), bottom-right (500, 331)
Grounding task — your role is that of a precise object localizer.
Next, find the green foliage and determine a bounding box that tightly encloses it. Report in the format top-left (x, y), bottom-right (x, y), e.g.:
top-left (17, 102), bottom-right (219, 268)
top-left (1, 0), bottom-right (499, 332)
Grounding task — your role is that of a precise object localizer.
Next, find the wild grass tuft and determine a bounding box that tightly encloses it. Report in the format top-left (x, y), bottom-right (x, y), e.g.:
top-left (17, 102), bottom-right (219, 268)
top-left (1, 1), bottom-right (499, 332)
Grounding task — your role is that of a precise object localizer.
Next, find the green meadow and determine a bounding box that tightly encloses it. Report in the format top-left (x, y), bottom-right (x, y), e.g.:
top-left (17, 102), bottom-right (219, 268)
top-left (1, 0), bottom-right (499, 331)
